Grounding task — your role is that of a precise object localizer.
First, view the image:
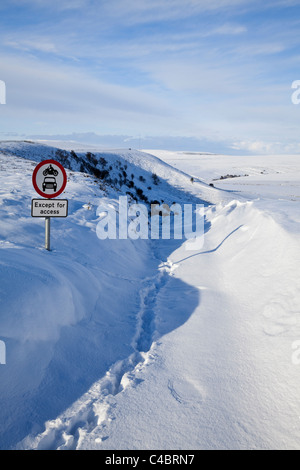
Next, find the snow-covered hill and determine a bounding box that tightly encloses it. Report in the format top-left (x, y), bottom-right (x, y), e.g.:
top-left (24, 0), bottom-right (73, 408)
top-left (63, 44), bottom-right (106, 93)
top-left (0, 141), bottom-right (232, 207)
top-left (0, 142), bottom-right (300, 450)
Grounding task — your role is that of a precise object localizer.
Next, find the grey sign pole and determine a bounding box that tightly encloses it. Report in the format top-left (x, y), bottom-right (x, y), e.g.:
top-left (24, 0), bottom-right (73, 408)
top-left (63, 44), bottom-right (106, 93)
top-left (45, 217), bottom-right (50, 251)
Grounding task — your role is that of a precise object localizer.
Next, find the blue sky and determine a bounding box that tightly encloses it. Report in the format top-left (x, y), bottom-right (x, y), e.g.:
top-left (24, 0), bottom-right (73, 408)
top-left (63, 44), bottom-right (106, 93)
top-left (0, 0), bottom-right (300, 153)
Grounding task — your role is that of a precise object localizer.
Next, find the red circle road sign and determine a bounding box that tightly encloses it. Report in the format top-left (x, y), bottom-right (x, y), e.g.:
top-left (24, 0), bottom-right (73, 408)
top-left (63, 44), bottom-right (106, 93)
top-left (32, 160), bottom-right (67, 199)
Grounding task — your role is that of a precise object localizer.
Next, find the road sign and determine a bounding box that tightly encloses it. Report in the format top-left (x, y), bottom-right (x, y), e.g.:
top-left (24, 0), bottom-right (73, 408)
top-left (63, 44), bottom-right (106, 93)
top-left (32, 160), bottom-right (68, 251)
top-left (32, 160), bottom-right (67, 199)
top-left (31, 199), bottom-right (68, 218)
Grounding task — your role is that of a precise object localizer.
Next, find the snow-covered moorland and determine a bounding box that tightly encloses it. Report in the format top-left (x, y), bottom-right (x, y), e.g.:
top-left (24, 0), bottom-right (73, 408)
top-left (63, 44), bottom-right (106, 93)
top-left (0, 141), bottom-right (299, 450)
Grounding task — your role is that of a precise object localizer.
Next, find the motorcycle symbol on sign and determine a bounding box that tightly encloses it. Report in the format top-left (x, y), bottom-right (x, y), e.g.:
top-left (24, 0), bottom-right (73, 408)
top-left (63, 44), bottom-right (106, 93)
top-left (43, 164), bottom-right (59, 177)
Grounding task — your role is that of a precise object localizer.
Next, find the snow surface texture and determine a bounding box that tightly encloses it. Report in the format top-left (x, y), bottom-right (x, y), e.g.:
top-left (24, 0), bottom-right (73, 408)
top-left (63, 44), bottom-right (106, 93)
top-left (0, 142), bottom-right (299, 450)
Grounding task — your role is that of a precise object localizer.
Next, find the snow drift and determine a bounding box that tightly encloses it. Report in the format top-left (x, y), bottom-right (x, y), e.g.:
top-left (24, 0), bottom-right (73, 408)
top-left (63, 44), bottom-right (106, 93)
top-left (0, 142), bottom-right (300, 450)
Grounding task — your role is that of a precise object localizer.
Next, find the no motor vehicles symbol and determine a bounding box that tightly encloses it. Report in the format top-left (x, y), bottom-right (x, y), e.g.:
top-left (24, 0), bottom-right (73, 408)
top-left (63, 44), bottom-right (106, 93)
top-left (32, 160), bottom-right (67, 199)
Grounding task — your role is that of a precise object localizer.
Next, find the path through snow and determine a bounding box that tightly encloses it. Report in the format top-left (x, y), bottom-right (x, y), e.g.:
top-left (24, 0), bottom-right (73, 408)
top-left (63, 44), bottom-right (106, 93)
top-left (20, 200), bottom-right (300, 450)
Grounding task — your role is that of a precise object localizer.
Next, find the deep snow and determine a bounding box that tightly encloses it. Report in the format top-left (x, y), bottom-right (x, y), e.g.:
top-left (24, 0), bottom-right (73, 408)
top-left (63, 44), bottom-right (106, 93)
top-left (0, 142), bottom-right (300, 450)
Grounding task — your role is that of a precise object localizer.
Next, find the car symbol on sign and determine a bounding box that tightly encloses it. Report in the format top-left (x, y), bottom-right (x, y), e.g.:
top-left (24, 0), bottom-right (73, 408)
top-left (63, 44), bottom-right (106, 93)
top-left (42, 176), bottom-right (57, 192)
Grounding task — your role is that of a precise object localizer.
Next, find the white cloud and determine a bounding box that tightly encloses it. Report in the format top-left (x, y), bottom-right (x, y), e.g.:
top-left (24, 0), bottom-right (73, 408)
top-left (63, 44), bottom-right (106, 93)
top-left (5, 39), bottom-right (57, 53)
top-left (0, 0), bottom-right (88, 11)
top-left (209, 24), bottom-right (247, 35)
top-left (0, 54), bottom-right (175, 133)
top-left (0, 0), bottom-right (250, 19)
top-left (231, 140), bottom-right (300, 154)
top-left (0, 0), bottom-right (299, 153)
top-left (95, 0), bottom-right (253, 26)
top-left (234, 43), bottom-right (286, 56)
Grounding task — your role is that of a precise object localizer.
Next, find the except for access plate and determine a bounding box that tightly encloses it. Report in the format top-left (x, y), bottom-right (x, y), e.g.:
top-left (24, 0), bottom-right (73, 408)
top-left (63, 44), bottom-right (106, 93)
top-left (31, 199), bottom-right (68, 217)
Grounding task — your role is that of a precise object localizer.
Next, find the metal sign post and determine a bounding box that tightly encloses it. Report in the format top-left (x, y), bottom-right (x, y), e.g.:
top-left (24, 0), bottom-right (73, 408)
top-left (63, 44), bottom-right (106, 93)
top-left (32, 160), bottom-right (68, 251)
top-left (45, 217), bottom-right (50, 251)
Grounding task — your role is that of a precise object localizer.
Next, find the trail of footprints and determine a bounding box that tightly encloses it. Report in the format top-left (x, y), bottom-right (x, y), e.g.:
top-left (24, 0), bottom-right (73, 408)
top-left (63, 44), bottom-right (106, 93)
top-left (25, 261), bottom-right (174, 450)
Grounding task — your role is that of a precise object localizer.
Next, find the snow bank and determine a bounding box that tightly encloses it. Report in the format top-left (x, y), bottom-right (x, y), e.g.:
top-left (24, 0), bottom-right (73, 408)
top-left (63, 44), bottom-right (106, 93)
top-left (19, 199), bottom-right (300, 451)
top-left (0, 148), bottom-right (163, 448)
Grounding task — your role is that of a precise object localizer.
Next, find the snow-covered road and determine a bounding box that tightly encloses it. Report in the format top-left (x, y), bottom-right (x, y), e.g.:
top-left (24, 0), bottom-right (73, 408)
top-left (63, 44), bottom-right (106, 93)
top-left (21, 200), bottom-right (300, 450)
